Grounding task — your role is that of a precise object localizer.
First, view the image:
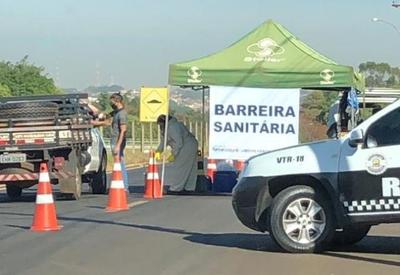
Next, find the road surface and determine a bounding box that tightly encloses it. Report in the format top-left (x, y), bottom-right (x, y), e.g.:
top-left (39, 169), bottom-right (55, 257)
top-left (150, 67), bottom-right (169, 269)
top-left (0, 168), bottom-right (399, 275)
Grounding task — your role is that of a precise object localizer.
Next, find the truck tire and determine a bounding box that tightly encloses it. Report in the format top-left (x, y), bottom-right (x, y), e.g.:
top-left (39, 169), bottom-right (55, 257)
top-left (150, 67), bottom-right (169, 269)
top-left (269, 185), bottom-right (335, 253)
top-left (0, 102), bottom-right (58, 119)
top-left (333, 225), bottom-right (371, 246)
top-left (6, 185), bottom-right (22, 199)
top-left (91, 152), bottom-right (107, 194)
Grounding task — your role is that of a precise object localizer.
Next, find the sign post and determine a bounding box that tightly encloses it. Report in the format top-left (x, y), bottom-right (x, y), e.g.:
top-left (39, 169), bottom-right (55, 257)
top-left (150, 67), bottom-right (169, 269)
top-left (139, 87), bottom-right (169, 192)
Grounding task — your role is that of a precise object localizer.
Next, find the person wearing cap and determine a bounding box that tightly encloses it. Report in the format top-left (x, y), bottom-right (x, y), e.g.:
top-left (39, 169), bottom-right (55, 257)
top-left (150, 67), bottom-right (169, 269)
top-left (156, 115), bottom-right (198, 194)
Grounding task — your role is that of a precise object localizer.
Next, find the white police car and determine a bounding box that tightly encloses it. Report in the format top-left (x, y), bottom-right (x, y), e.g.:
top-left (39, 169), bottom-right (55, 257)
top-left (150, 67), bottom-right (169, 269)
top-left (232, 99), bottom-right (400, 253)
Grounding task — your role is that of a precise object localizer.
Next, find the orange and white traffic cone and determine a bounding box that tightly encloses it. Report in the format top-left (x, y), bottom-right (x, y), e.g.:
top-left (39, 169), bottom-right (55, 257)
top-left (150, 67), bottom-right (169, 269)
top-left (235, 160), bottom-right (246, 172)
top-left (144, 151), bottom-right (155, 199)
top-left (144, 151), bottom-right (162, 199)
top-left (152, 155), bottom-right (163, 199)
top-left (207, 159), bottom-right (217, 183)
top-left (31, 162), bottom-right (62, 232)
top-left (106, 158), bottom-right (129, 212)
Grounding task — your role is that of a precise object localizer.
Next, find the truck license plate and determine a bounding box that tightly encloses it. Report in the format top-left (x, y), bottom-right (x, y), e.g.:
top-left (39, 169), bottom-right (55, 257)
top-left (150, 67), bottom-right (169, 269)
top-left (0, 153), bottom-right (27, 164)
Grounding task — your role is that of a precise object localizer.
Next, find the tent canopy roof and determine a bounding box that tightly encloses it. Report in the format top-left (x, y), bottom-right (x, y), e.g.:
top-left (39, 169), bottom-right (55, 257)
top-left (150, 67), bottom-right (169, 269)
top-left (169, 20), bottom-right (364, 91)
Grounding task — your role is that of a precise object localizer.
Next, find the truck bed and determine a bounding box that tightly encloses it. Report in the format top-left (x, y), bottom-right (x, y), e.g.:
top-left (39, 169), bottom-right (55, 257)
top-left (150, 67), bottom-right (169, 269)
top-left (0, 94), bottom-right (92, 151)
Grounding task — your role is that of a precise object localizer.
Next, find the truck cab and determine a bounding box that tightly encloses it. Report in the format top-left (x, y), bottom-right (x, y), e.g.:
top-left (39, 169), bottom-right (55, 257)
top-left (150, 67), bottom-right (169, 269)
top-left (232, 98), bottom-right (400, 253)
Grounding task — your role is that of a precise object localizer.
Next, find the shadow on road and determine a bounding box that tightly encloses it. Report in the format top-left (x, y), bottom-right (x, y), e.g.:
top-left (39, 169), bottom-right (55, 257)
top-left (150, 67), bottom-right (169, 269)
top-left (29, 215), bottom-right (400, 255)
top-left (321, 235), bottom-right (400, 267)
top-left (323, 251), bottom-right (400, 267)
top-left (0, 192), bottom-right (37, 203)
top-left (183, 233), bottom-right (280, 252)
top-left (330, 235), bottom-right (400, 255)
top-left (0, 192), bottom-right (99, 203)
top-left (1, 210), bottom-right (399, 267)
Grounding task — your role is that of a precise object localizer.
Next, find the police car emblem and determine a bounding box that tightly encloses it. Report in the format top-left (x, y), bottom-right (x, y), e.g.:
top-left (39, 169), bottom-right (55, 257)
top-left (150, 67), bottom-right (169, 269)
top-left (366, 154), bottom-right (387, 175)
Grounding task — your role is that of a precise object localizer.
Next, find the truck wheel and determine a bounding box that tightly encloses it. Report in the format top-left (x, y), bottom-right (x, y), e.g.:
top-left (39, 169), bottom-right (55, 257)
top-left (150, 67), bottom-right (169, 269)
top-left (269, 185), bottom-right (335, 253)
top-left (333, 225), bottom-right (371, 246)
top-left (0, 102), bottom-right (58, 119)
top-left (6, 185), bottom-right (22, 199)
top-left (91, 153), bottom-right (107, 194)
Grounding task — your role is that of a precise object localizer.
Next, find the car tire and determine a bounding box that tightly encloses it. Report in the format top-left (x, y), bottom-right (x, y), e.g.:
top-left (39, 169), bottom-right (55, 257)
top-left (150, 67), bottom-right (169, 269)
top-left (6, 185), bottom-right (22, 199)
top-left (269, 185), bottom-right (335, 253)
top-left (333, 224), bottom-right (371, 246)
top-left (91, 153), bottom-right (107, 194)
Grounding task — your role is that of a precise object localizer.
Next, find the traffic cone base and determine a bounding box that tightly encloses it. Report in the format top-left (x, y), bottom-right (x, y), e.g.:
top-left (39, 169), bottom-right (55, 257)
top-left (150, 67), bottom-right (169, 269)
top-left (106, 162), bottom-right (129, 212)
top-left (31, 163), bottom-right (62, 232)
top-left (31, 203), bottom-right (63, 232)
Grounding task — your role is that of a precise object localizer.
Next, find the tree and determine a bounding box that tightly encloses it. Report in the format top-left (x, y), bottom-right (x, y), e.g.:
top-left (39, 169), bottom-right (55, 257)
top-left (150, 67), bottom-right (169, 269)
top-left (0, 84), bottom-right (11, 97)
top-left (302, 90), bottom-right (338, 124)
top-left (0, 56), bottom-right (59, 96)
top-left (359, 61), bottom-right (400, 88)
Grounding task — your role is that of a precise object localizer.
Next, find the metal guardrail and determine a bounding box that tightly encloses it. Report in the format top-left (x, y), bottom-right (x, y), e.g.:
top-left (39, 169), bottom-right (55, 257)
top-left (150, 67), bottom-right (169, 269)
top-left (100, 120), bottom-right (208, 153)
top-left (103, 138), bottom-right (159, 149)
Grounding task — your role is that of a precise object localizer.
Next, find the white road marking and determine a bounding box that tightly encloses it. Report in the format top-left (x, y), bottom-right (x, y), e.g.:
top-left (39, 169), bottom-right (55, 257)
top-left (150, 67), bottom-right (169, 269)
top-left (127, 200), bottom-right (148, 208)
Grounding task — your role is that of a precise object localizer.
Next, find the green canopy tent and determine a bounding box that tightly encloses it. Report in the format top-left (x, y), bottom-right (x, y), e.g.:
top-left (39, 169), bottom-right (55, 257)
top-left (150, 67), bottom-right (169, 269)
top-left (168, 19), bottom-right (365, 156)
top-left (169, 20), bottom-right (364, 91)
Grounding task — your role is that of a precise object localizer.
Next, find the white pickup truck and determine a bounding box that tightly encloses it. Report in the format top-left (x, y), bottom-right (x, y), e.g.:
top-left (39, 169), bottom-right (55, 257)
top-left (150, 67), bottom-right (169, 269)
top-left (233, 98), bottom-right (400, 253)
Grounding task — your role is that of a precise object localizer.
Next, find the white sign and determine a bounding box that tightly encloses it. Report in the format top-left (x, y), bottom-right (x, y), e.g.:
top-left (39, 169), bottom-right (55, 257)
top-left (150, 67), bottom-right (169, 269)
top-left (209, 86), bottom-right (300, 160)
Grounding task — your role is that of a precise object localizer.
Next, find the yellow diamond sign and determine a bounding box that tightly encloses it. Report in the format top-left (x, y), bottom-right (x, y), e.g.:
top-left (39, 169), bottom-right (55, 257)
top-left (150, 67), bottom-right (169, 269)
top-left (140, 87), bottom-right (169, 122)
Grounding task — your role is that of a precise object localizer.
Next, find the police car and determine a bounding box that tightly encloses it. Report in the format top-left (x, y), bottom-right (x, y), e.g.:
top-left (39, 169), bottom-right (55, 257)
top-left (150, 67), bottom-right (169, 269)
top-left (232, 98), bottom-right (400, 253)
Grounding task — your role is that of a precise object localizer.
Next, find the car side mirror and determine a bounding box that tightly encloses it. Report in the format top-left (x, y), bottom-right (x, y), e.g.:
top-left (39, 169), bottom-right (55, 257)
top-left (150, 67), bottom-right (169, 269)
top-left (349, 129), bottom-right (364, 147)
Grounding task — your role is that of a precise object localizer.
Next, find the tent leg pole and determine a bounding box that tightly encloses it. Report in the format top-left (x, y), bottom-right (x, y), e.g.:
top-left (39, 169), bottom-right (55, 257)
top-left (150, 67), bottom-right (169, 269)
top-left (202, 86), bottom-right (206, 157)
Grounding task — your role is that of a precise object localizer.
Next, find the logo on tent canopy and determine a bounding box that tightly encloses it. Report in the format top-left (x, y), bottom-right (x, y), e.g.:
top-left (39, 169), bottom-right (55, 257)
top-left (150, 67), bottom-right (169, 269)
top-left (187, 66), bottom-right (203, 84)
top-left (320, 69), bottom-right (335, 85)
top-left (245, 38), bottom-right (285, 63)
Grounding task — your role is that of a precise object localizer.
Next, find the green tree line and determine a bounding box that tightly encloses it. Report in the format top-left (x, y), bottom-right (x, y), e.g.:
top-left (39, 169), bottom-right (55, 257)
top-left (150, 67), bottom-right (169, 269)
top-left (303, 61), bottom-right (400, 127)
top-left (359, 61), bottom-right (400, 88)
top-left (0, 56), bottom-right (59, 96)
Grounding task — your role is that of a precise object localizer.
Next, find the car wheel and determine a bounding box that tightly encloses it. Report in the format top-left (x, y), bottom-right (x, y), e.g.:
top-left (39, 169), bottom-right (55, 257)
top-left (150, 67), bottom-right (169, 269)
top-left (91, 153), bottom-right (107, 194)
top-left (269, 185), bottom-right (335, 253)
top-left (6, 185), bottom-right (22, 199)
top-left (333, 224), bottom-right (371, 246)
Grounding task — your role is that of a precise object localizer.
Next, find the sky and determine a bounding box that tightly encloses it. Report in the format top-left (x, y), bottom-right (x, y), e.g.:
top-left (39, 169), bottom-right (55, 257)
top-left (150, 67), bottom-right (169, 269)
top-left (0, 0), bottom-right (399, 89)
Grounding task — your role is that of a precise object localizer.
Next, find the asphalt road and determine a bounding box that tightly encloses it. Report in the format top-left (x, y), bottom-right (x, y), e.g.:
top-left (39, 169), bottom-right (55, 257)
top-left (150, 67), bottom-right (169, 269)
top-left (0, 168), bottom-right (399, 275)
